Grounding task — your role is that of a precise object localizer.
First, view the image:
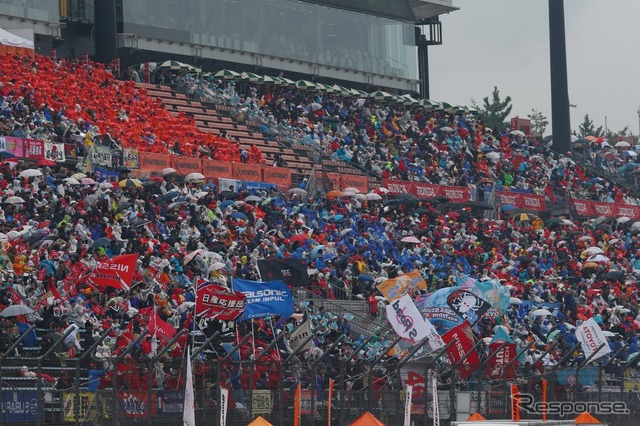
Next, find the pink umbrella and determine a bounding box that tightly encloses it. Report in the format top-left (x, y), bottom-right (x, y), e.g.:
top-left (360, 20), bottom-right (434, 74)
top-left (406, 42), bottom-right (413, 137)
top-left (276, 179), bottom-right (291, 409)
top-left (184, 249), bottom-right (204, 264)
top-left (81, 177), bottom-right (97, 185)
top-left (401, 236), bottom-right (421, 244)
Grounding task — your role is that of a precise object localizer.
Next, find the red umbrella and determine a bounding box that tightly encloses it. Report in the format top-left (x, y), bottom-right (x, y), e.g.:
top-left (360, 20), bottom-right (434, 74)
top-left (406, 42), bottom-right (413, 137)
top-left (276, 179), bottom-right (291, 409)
top-left (289, 234), bottom-right (308, 244)
top-left (36, 159), bottom-right (56, 167)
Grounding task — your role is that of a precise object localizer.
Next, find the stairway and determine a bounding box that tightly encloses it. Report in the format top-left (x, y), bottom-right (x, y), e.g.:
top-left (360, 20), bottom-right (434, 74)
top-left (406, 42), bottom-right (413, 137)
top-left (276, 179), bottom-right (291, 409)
top-left (293, 289), bottom-right (393, 339)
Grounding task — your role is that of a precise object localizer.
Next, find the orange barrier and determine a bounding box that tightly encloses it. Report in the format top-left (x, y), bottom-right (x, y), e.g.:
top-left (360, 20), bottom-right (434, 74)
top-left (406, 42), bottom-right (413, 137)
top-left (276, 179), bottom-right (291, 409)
top-left (170, 155), bottom-right (202, 175)
top-left (202, 159), bottom-right (233, 179)
top-left (139, 152), bottom-right (170, 172)
top-left (233, 163), bottom-right (263, 182)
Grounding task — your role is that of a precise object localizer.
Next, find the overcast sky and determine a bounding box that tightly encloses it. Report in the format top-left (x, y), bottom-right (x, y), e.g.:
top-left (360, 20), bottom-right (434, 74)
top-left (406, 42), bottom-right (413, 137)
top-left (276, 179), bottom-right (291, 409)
top-left (429, 0), bottom-right (640, 136)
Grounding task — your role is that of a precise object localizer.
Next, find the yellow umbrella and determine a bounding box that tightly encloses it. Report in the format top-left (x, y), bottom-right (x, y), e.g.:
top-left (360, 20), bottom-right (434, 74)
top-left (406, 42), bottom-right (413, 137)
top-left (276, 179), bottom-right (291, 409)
top-left (118, 179), bottom-right (143, 189)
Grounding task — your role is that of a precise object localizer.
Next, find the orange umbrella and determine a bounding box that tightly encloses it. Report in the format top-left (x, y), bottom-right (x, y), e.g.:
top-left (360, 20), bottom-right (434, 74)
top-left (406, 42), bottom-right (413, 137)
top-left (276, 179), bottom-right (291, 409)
top-left (326, 190), bottom-right (344, 197)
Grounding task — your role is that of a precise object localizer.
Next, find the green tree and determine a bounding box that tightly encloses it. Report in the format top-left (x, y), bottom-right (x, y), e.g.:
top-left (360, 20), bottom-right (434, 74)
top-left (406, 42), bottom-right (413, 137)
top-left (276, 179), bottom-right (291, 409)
top-left (575, 114), bottom-right (603, 138)
top-left (475, 86), bottom-right (513, 133)
top-left (527, 109), bottom-right (549, 138)
top-left (607, 125), bottom-right (638, 145)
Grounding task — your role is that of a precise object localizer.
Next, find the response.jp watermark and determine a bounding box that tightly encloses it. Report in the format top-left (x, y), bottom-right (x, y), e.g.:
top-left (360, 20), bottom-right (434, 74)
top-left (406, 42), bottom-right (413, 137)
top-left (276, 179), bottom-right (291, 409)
top-left (518, 394), bottom-right (630, 417)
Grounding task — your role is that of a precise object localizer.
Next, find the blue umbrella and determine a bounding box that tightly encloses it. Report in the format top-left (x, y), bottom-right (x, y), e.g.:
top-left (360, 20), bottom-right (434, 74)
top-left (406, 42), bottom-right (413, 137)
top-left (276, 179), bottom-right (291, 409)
top-left (311, 245), bottom-right (325, 259)
top-left (500, 204), bottom-right (516, 212)
top-left (322, 252), bottom-right (337, 261)
top-left (356, 274), bottom-right (374, 282)
top-left (219, 200), bottom-right (234, 209)
top-left (230, 211), bottom-right (247, 220)
top-left (162, 190), bottom-right (181, 202)
top-left (332, 214), bottom-right (344, 221)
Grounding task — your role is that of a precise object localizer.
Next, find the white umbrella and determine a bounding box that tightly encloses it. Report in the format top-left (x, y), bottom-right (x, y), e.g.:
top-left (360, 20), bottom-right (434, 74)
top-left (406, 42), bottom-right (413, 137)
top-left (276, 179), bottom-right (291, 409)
top-left (162, 168), bottom-right (177, 176)
top-left (343, 187), bottom-right (361, 194)
top-left (485, 152), bottom-right (501, 160)
top-left (439, 126), bottom-right (454, 133)
top-left (602, 331), bottom-right (617, 337)
top-left (352, 193), bottom-right (366, 201)
top-left (210, 262), bottom-right (226, 271)
top-left (184, 172), bottom-right (205, 182)
top-left (615, 141), bottom-right (631, 148)
top-left (99, 182), bottom-right (114, 189)
top-left (0, 304), bottom-right (34, 317)
top-left (531, 309), bottom-right (552, 317)
top-left (509, 297), bottom-right (522, 305)
top-left (71, 173), bottom-right (87, 180)
top-left (4, 196), bottom-right (25, 204)
top-left (617, 216), bottom-right (631, 223)
top-left (365, 193), bottom-right (383, 201)
top-left (287, 188), bottom-right (308, 197)
top-left (19, 169), bottom-right (42, 178)
top-left (578, 235), bottom-right (593, 242)
top-left (63, 177), bottom-right (81, 185)
top-left (244, 195), bottom-right (262, 202)
top-left (584, 247), bottom-right (603, 255)
top-left (0, 233), bottom-right (7, 241)
top-left (587, 254), bottom-right (610, 263)
top-left (510, 130), bottom-right (526, 137)
top-left (562, 219), bottom-right (574, 226)
top-left (632, 222), bottom-right (640, 231)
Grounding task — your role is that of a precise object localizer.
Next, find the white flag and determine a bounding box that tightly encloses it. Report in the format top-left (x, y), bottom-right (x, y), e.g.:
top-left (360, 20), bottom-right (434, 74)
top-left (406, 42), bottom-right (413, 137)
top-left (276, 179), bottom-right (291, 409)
top-left (220, 387), bottom-right (229, 426)
top-left (183, 347), bottom-right (195, 426)
top-left (575, 317), bottom-right (612, 361)
top-left (432, 373), bottom-right (440, 426)
top-left (387, 295), bottom-right (445, 349)
top-left (404, 384), bottom-right (412, 426)
top-left (289, 321), bottom-right (314, 353)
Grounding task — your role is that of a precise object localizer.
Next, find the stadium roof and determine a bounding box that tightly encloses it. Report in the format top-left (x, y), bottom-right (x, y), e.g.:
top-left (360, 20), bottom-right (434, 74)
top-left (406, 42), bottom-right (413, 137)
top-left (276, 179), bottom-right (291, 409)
top-left (298, 0), bottom-right (459, 22)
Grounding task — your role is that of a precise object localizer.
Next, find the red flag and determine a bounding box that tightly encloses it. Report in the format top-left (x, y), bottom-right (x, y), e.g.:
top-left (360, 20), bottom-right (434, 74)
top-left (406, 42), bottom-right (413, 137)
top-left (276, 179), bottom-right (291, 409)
top-left (139, 307), bottom-right (176, 341)
top-left (116, 321), bottom-right (135, 348)
top-left (89, 254), bottom-right (138, 291)
top-left (195, 283), bottom-right (246, 321)
top-left (441, 322), bottom-right (480, 379)
top-left (486, 342), bottom-right (517, 379)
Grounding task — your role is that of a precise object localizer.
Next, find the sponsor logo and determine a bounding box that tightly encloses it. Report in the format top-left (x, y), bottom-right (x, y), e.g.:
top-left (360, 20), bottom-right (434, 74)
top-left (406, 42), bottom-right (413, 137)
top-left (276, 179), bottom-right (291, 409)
top-left (518, 394), bottom-right (629, 416)
top-left (97, 263), bottom-right (130, 272)
top-left (392, 300), bottom-right (417, 340)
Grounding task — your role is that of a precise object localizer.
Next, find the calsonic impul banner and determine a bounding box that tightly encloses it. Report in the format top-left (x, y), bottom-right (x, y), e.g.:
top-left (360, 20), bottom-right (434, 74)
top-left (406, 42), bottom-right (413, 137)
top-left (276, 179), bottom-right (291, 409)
top-left (377, 270), bottom-right (428, 302)
top-left (575, 317), bottom-right (612, 361)
top-left (386, 294), bottom-right (445, 349)
top-left (233, 278), bottom-right (294, 320)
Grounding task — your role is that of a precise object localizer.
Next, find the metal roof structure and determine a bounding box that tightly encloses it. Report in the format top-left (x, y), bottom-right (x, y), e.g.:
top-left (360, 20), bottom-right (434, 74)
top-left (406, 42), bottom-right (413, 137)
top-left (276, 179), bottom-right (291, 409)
top-left (298, 0), bottom-right (459, 22)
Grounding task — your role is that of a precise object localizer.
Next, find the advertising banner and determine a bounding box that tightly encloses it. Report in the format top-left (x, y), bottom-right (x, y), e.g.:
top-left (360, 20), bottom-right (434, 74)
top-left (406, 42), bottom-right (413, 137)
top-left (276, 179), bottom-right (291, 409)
top-left (289, 321), bottom-right (314, 353)
top-left (341, 174), bottom-right (368, 193)
top-left (0, 136), bottom-right (23, 157)
top-left (263, 166), bottom-right (292, 189)
top-left (386, 295), bottom-right (445, 349)
top-left (118, 391), bottom-right (156, 418)
top-left (156, 391), bottom-right (183, 415)
top-left (123, 148), bottom-right (139, 169)
top-left (233, 163), bottom-right (262, 182)
top-left (232, 278), bottom-right (294, 320)
top-left (575, 317), bottom-right (612, 361)
top-left (257, 258), bottom-right (310, 287)
top-left (251, 390), bottom-right (273, 415)
top-left (139, 152), bottom-right (170, 172)
top-left (62, 392), bottom-right (97, 422)
top-left (377, 270), bottom-right (427, 302)
top-left (0, 390), bottom-right (38, 423)
top-left (44, 142), bottom-right (65, 162)
top-left (24, 138), bottom-right (44, 159)
top-left (91, 146), bottom-right (112, 167)
top-left (441, 322), bottom-right (479, 379)
top-left (195, 282), bottom-right (246, 321)
top-left (170, 155), bottom-right (202, 176)
top-left (202, 159), bottom-right (233, 178)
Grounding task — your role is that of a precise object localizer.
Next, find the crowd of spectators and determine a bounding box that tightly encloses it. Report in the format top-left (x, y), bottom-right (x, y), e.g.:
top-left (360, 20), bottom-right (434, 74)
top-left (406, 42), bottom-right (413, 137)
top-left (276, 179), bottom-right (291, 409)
top-left (0, 54), bottom-right (639, 413)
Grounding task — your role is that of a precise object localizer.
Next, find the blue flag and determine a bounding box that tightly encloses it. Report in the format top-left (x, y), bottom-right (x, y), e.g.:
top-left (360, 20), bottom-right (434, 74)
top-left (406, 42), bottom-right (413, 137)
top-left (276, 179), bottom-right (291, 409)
top-left (233, 278), bottom-right (294, 321)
